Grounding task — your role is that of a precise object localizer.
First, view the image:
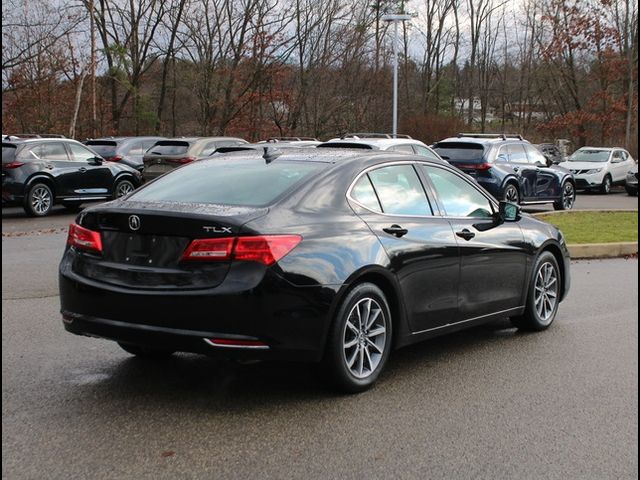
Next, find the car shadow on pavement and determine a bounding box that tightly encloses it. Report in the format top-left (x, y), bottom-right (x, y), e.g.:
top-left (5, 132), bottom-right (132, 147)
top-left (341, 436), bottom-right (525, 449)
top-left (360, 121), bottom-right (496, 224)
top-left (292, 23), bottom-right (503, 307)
top-left (62, 318), bottom-right (527, 409)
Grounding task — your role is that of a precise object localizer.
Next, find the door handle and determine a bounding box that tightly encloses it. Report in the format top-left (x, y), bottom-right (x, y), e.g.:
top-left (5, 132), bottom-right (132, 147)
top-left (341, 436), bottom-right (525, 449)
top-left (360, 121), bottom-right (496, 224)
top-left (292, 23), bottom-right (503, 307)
top-left (383, 224), bottom-right (408, 238)
top-left (456, 229), bottom-right (476, 241)
top-left (79, 167), bottom-right (87, 173)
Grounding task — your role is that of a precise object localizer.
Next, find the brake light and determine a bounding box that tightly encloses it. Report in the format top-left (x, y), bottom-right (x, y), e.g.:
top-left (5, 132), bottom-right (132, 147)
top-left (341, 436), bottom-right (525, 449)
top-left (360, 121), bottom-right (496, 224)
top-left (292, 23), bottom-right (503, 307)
top-left (3, 161), bottom-right (25, 169)
top-left (182, 237), bottom-right (235, 261)
top-left (181, 235), bottom-right (301, 265)
top-left (455, 163), bottom-right (492, 170)
top-left (67, 223), bottom-right (102, 253)
top-left (168, 156), bottom-right (196, 164)
top-left (106, 155), bottom-right (123, 162)
top-left (234, 235), bottom-right (301, 266)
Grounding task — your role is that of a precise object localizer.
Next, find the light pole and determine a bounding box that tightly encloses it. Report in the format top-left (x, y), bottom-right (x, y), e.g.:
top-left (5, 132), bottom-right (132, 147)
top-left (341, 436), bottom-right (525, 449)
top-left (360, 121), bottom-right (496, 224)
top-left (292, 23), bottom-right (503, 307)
top-left (381, 13), bottom-right (412, 137)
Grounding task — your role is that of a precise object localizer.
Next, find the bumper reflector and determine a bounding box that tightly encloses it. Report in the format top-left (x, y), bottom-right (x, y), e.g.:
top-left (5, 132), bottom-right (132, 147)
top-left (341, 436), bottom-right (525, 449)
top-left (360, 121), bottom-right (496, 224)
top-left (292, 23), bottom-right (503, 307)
top-left (204, 338), bottom-right (269, 349)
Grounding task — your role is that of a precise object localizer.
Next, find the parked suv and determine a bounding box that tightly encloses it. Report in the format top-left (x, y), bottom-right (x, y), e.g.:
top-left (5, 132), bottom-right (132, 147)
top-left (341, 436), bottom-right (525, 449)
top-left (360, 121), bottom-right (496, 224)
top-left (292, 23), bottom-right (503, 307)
top-left (318, 133), bottom-right (442, 160)
top-left (432, 133), bottom-right (576, 210)
top-left (558, 147), bottom-right (636, 194)
top-left (142, 137), bottom-right (248, 182)
top-left (2, 138), bottom-right (142, 216)
top-left (626, 163), bottom-right (638, 196)
top-left (85, 137), bottom-right (165, 171)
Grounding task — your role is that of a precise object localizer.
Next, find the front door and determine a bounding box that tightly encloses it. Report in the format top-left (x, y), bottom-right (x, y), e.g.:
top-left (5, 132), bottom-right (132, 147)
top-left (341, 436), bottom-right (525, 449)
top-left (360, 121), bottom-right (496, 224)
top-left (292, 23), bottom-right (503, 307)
top-left (507, 143), bottom-right (538, 201)
top-left (349, 163), bottom-right (460, 332)
top-left (419, 164), bottom-right (528, 320)
top-left (65, 142), bottom-right (114, 198)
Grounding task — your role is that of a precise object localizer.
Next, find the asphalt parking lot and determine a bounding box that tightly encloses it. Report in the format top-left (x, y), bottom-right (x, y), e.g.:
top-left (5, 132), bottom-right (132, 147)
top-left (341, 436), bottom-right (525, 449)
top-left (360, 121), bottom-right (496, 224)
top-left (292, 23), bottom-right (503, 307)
top-left (2, 196), bottom-right (638, 479)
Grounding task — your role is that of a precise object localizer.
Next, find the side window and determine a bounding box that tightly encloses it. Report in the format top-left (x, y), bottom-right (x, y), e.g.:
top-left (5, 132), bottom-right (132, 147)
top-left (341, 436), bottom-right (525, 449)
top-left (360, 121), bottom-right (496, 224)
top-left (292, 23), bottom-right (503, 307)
top-left (387, 144), bottom-right (414, 153)
top-left (368, 164), bottom-right (432, 216)
top-left (495, 146), bottom-right (509, 162)
top-left (67, 143), bottom-right (96, 162)
top-left (17, 145), bottom-right (44, 161)
top-left (524, 144), bottom-right (547, 165)
top-left (40, 143), bottom-right (71, 161)
top-left (507, 144), bottom-right (528, 163)
top-left (413, 145), bottom-right (440, 160)
top-left (612, 151), bottom-right (623, 161)
top-left (421, 165), bottom-right (494, 218)
top-left (350, 175), bottom-right (382, 213)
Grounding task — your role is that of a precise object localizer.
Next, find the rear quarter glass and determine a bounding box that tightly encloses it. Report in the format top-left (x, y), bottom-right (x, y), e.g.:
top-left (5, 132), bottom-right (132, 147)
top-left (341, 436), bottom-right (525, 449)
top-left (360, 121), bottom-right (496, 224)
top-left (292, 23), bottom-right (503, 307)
top-left (2, 145), bottom-right (17, 163)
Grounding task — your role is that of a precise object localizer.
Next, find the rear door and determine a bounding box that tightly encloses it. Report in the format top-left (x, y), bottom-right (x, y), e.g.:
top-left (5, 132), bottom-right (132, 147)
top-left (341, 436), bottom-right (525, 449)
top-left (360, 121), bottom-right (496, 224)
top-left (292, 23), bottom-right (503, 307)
top-left (507, 143), bottom-right (538, 200)
top-left (38, 142), bottom-right (81, 197)
top-left (349, 162), bottom-right (460, 332)
top-left (419, 164), bottom-right (528, 320)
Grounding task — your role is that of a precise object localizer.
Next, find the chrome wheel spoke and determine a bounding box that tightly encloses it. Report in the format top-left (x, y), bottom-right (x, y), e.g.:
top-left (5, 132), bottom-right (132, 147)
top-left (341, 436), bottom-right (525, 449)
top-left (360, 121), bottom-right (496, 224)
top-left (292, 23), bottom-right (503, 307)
top-left (346, 346), bottom-right (359, 368)
top-left (346, 320), bottom-right (359, 335)
top-left (344, 337), bottom-right (358, 349)
top-left (366, 338), bottom-right (383, 354)
top-left (342, 297), bottom-right (387, 379)
top-left (365, 308), bottom-right (381, 331)
top-left (367, 326), bottom-right (386, 338)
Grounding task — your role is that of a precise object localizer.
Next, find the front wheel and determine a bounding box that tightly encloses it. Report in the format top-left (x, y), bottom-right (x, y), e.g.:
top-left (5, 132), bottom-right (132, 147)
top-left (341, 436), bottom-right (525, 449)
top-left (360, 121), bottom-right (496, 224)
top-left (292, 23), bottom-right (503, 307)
top-left (511, 251), bottom-right (561, 331)
top-left (599, 175), bottom-right (612, 194)
top-left (323, 283), bottom-right (392, 393)
top-left (553, 181), bottom-right (576, 210)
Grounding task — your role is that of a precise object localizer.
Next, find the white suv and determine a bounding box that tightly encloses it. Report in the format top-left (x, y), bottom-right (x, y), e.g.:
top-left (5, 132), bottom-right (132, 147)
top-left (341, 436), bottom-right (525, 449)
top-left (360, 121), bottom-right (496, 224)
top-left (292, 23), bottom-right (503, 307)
top-left (318, 133), bottom-right (443, 160)
top-left (559, 147), bottom-right (636, 194)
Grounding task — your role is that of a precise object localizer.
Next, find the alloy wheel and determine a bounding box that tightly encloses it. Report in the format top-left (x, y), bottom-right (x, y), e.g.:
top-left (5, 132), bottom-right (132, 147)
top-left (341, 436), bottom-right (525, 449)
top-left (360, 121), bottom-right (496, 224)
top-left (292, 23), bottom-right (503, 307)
top-left (115, 180), bottom-right (134, 198)
top-left (533, 262), bottom-right (558, 325)
top-left (342, 297), bottom-right (387, 379)
top-left (505, 185), bottom-right (519, 204)
top-left (562, 182), bottom-right (575, 209)
top-left (31, 186), bottom-right (52, 215)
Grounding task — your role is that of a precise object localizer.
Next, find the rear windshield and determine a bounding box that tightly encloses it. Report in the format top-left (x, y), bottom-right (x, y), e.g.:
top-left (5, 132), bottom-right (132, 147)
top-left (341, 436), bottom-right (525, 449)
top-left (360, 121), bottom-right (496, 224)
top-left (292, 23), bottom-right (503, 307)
top-left (569, 149), bottom-right (610, 162)
top-left (146, 141), bottom-right (190, 156)
top-left (129, 158), bottom-right (324, 207)
top-left (2, 144), bottom-right (17, 163)
top-left (85, 141), bottom-right (118, 157)
top-left (432, 142), bottom-right (485, 163)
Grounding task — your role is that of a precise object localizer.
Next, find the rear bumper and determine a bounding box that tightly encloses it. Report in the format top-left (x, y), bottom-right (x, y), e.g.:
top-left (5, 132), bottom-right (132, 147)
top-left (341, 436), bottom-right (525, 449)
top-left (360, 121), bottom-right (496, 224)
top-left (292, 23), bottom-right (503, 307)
top-left (59, 261), bottom-right (338, 362)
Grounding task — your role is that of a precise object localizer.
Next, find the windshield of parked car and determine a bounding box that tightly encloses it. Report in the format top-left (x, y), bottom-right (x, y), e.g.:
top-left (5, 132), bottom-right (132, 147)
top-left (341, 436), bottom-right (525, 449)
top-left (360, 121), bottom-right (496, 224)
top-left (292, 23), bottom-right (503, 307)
top-left (129, 158), bottom-right (323, 207)
top-left (569, 149), bottom-right (610, 162)
top-left (85, 141), bottom-right (118, 157)
top-left (432, 142), bottom-right (485, 163)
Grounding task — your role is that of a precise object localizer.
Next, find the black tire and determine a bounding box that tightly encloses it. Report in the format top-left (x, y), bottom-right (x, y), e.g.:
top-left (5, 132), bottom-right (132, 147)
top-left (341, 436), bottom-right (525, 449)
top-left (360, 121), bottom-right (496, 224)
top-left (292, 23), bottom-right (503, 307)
top-left (62, 202), bottom-right (83, 213)
top-left (118, 342), bottom-right (175, 359)
top-left (503, 183), bottom-right (520, 204)
top-left (113, 178), bottom-right (136, 199)
top-left (553, 181), bottom-right (576, 210)
top-left (323, 283), bottom-right (393, 393)
top-left (511, 251), bottom-right (561, 331)
top-left (23, 182), bottom-right (54, 217)
top-left (599, 175), bottom-right (612, 194)
top-left (626, 187), bottom-right (638, 196)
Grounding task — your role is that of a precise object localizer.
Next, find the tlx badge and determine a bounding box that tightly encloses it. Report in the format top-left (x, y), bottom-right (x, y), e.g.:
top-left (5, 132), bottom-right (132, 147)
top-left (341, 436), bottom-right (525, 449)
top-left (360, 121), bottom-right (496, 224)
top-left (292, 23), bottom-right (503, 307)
top-left (202, 226), bottom-right (232, 233)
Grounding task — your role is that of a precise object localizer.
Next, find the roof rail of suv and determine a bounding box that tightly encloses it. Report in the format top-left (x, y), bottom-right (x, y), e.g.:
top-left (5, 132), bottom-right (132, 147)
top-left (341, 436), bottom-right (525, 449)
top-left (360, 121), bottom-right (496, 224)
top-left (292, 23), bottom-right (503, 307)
top-left (457, 133), bottom-right (523, 141)
top-left (7, 133), bottom-right (67, 139)
top-left (341, 133), bottom-right (413, 139)
top-left (262, 137), bottom-right (319, 142)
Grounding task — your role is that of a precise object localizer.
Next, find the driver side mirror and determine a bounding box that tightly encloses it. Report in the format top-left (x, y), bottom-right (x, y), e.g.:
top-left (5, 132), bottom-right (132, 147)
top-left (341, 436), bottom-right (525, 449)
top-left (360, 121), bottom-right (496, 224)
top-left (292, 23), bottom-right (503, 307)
top-left (496, 200), bottom-right (520, 223)
top-left (88, 156), bottom-right (103, 165)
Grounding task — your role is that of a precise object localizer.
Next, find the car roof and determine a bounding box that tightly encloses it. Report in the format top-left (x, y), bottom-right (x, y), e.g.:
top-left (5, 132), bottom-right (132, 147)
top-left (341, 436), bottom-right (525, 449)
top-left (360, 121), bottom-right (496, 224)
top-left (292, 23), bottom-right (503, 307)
top-left (319, 138), bottom-right (429, 150)
top-left (204, 146), bottom-right (450, 168)
top-left (575, 147), bottom-right (622, 151)
top-left (2, 137), bottom-right (84, 146)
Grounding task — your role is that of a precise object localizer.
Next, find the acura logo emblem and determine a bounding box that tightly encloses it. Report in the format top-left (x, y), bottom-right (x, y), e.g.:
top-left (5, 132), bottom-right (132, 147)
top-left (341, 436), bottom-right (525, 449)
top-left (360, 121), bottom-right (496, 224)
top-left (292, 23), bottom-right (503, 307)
top-left (128, 215), bottom-right (141, 231)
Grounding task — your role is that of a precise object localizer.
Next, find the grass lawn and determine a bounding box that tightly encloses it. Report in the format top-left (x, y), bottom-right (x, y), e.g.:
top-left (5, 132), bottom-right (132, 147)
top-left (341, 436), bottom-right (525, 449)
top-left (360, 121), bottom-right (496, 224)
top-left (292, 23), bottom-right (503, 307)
top-left (536, 211), bottom-right (638, 244)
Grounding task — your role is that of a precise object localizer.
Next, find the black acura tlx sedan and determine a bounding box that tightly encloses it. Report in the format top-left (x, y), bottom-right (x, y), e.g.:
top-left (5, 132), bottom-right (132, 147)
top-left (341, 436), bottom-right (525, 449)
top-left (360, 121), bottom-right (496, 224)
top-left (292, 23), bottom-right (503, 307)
top-left (59, 148), bottom-right (571, 392)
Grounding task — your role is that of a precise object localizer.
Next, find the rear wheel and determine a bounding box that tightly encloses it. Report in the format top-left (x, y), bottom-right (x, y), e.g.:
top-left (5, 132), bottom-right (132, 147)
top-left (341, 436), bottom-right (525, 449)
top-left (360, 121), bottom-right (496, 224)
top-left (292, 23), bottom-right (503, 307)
top-left (114, 178), bottom-right (135, 199)
top-left (24, 182), bottom-right (53, 217)
top-left (503, 183), bottom-right (520, 204)
top-left (323, 283), bottom-right (392, 393)
top-left (511, 251), bottom-right (561, 331)
top-left (118, 342), bottom-right (174, 359)
top-left (553, 181), bottom-right (575, 210)
top-left (599, 175), bottom-right (612, 194)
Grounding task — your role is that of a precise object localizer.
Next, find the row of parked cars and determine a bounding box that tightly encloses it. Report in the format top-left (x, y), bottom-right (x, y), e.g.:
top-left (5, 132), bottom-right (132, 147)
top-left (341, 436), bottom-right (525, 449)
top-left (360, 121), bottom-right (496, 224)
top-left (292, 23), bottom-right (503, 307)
top-left (2, 132), bottom-right (637, 216)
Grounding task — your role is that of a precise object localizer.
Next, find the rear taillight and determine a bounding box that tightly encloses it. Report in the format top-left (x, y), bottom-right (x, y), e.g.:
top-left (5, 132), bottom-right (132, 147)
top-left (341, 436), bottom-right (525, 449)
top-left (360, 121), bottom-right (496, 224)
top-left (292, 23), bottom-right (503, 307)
top-left (182, 235), bottom-right (301, 266)
top-left (3, 161), bottom-right (25, 169)
top-left (67, 223), bottom-right (102, 253)
top-left (106, 155), bottom-right (123, 162)
top-left (456, 163), bottom-right (492, 170)
top-left (181, 237), bottom-right (235, 261)
top-left (168, 156), bottom-right (196, 164)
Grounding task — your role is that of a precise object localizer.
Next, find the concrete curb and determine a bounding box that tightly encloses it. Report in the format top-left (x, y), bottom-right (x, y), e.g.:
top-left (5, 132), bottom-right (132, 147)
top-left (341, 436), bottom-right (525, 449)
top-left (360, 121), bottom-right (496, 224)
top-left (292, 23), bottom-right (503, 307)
top-left (568, 242), bottom-right (638, 259)
top-left (532, 210), bottom-right (638, 259)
